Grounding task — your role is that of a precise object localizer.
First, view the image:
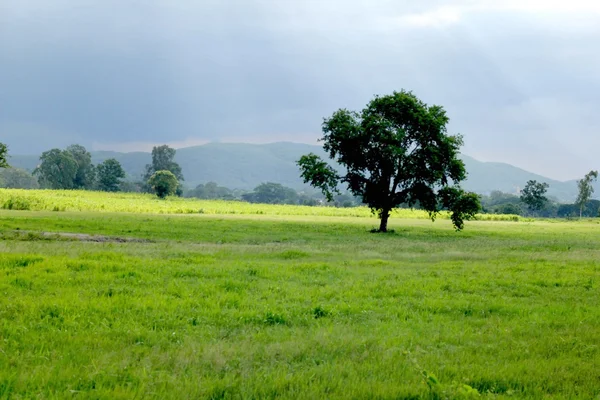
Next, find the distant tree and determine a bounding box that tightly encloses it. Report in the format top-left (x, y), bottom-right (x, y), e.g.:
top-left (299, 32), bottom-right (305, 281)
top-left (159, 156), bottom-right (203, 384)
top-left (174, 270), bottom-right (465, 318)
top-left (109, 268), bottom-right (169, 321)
top-left (119, 181), bottom-right (144, 193)
top-left (575, 170), bottom-right (598, 218)
top-left (143, 145), bottom-right (184, 181)
top-left (0, 143), bottom-right (8, 169)
top-left (496, 203), bottom-right (522, 215)
top-left (242, 182), bottom-right (298, 204)
top-left (297, 90), bottom-right (480, 232)
top-left (186, 182), bottom-right (234, 200)
top-left (0, 167), bottom-right (39, 189)
top-left (66, 144), bottom-right (96, 189)
top-left (148, 170), bottom-right (179, 198)
top-left (557, 203), bottom-right (578, 218)
top-left (520, 180), bottom-right (549, 216)
top-left (96, 158), bottom-right (126, 192)
top-left (34, 149), bottom-right (79, 189)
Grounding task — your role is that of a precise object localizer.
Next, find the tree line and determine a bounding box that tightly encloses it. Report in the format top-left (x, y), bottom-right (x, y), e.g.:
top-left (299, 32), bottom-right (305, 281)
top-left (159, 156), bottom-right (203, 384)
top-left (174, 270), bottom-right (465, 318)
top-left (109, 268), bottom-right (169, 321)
top-left (0, 142), bottom-right (361, 205)
top-left (1, 138), bottom-right (598, 220)
top-left (0, 143), bottom-right (183, 198)
top-left (482, 174), bottom-right (599, 218)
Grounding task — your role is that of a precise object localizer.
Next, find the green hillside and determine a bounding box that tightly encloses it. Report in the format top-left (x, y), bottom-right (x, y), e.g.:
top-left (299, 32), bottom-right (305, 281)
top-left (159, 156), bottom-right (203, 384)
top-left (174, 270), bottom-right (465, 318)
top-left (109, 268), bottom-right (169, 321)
top-left (7, 142), bottom-right (591, 201)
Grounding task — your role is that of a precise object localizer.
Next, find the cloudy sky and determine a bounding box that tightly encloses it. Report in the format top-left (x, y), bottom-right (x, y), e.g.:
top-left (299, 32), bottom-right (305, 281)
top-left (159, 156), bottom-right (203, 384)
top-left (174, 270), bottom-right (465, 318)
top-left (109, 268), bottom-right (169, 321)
top-left (1, 0), bottom-right (599, 180)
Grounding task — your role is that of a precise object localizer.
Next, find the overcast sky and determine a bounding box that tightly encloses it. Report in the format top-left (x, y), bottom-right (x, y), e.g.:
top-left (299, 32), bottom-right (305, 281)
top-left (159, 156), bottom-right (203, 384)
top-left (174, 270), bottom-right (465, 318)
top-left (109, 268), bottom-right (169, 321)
top-left (1, 0), bottom-right (599, 180)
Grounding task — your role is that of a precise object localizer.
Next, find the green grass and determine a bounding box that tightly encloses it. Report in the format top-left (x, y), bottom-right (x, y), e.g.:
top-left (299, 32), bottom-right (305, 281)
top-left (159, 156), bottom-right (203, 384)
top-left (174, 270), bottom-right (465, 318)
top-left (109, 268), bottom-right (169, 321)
top-left (0, 203), bottom-right (599, 398)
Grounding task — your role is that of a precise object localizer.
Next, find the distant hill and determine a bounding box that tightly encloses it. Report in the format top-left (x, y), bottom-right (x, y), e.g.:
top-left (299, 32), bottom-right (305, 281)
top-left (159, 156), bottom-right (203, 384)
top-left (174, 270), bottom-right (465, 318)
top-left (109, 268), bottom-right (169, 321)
top-left (8, 142), bottom-right (594, 202)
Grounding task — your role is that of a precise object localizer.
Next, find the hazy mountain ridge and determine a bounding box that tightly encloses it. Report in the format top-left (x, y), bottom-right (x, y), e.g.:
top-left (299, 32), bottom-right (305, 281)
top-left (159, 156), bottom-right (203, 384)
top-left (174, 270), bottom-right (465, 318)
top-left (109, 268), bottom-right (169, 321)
top-left (7, 142), bottom-right (594, 202)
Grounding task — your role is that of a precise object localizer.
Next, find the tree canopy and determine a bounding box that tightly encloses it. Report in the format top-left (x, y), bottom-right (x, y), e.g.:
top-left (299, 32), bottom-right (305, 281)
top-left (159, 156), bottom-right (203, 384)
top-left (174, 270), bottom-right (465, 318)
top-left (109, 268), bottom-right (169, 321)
top-left (148, 170), bottom-right (179, 198)
top-left (34, 149), bottom-right (79, 189)
top-left (520, 180), bottom-right (549, 215)
top-left (298, 90), bottom-right (480, 232)
top-left (242, 182), bottom-right (299, 204)
top-left (0, 143), bottom-right (8, 169)
top-left (97, 158), bottom-right (126, 192)
top-left (144, 145), bottom-right (184, 182)
top-left (66, 144), bottom-right (95, 189)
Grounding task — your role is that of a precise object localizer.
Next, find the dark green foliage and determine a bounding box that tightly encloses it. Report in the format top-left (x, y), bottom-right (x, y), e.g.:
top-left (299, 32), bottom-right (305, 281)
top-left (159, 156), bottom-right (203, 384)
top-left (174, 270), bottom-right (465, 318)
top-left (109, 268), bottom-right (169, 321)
top-left (576, 170), bottom-right (598, 218)
top-left (143, 145), bottom-right (184, 182)
top-left (557, 200), bottom-right (600, 218)
top-left (96, 159), bottom-right (126, 192)
top-left (438, 188), bottom-right (481, 231)
top-left (148, 170), bottom-right (179, 198)
top-left (298, 90), bottom-right (480, 231)
top-left (34, 149), bottom-right (79, 189)
top-left (0, 143), bottom-right (8, 169)
top-left (480, 191), bottom-right (522, 215)
top-left (297, 154), bottom-right (339, 202)
top-left (242, 182), bottom-right (299, 204)
top-left (520, 180), bottom-right (549, 215)
top-left (185, 182), bottom-right (234, 200)
top-left (496, 203), bottom-right (522, 215)
top-left (32, 145), bottom-right (97, 190)
top-left (66, 144), bottom-right (95, 189)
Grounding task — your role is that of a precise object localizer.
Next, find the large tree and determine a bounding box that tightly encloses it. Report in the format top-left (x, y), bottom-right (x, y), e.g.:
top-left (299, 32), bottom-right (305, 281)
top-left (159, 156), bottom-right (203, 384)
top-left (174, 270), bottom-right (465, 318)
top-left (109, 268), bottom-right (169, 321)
top-left (520, 180), bottom-right (549, 216)
top-left (297, 90), bottom-right (480, 232)
top-left (0, 142), bottom-right (8, 169)
top-left (97, 158), bottom-right (126, 192)
top-left (34, 149), bottom-right (79, 189)
top-left (575, 170), bottom-right (598, 218)
top-left (66, 144), bottom-right (96, 189)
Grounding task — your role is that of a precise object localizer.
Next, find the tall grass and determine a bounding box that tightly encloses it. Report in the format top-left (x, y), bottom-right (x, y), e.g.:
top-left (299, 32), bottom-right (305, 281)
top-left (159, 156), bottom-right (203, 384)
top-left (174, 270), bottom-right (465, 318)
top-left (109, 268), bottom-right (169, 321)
top-left (0, 188), bottom-right (524, 222)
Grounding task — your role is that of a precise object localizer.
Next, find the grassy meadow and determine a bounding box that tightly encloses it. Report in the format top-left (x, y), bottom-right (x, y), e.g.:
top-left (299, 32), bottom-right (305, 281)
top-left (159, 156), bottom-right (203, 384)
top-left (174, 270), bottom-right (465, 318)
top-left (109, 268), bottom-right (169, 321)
top-left (0, 189), bottom-right (523, 221)
top-left (1, 189), bottom-right (599, 399)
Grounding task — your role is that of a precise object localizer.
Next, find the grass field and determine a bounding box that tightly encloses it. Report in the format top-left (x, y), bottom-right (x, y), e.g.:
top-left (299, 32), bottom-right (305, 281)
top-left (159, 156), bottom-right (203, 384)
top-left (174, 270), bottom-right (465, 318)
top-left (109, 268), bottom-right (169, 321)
top-left (0, 189), bottom-right (523, 222)
top-left (1, 190), bottom-right (599, 399)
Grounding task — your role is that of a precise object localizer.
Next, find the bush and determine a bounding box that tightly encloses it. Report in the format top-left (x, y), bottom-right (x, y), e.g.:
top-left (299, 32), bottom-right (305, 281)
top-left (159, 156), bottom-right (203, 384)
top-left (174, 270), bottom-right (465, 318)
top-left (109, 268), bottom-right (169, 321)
top-left (148, 171), bottom-right (179, 199)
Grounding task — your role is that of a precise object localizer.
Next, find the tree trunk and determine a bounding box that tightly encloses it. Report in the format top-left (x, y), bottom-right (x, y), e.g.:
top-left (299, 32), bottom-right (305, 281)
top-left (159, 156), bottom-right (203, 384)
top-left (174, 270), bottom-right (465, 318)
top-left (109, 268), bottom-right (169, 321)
top-left (379, 209), bottom-right (390, 232)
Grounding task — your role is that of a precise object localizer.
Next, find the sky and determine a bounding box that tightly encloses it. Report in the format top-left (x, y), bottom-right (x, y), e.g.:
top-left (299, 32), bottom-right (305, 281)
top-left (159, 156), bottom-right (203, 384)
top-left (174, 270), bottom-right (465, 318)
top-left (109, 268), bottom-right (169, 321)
top-left (1, 0), bottom-right (599, 180)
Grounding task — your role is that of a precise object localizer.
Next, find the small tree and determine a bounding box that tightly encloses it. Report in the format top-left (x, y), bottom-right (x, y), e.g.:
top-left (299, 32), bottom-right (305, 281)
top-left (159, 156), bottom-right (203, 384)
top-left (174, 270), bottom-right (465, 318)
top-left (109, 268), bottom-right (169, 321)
top-left (148, 170), bottom-right (178, 199)
top-left (520, 180), bottom-right (549, 216)
top-left (0, 143), bottom-right (8, 169)
top-left (297, 90), bottom-right (480, 232)
top-left (575, 170), bottom-right (598, 218)
top-left (97, 158), bottom-right (126, 192)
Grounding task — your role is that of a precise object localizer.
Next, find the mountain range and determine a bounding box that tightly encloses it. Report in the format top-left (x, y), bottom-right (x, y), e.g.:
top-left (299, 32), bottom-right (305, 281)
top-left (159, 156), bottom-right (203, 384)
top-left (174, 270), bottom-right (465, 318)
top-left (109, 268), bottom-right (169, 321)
top-left (7, 142), bottom-right (595, 202)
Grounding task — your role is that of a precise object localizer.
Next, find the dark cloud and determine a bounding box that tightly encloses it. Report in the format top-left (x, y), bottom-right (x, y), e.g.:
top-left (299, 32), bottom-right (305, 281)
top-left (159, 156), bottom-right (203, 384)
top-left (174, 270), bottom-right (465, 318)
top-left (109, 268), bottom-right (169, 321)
top-left (1, 1), bottom-right (599, 179)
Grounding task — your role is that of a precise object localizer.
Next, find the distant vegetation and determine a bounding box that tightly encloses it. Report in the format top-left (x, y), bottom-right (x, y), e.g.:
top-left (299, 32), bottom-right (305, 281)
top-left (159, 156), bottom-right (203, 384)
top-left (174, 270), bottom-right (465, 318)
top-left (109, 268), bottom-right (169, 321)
top-left (1, 137), bottom-right (598, 219)
top-left (6, 142), bottom-right (596, 201)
